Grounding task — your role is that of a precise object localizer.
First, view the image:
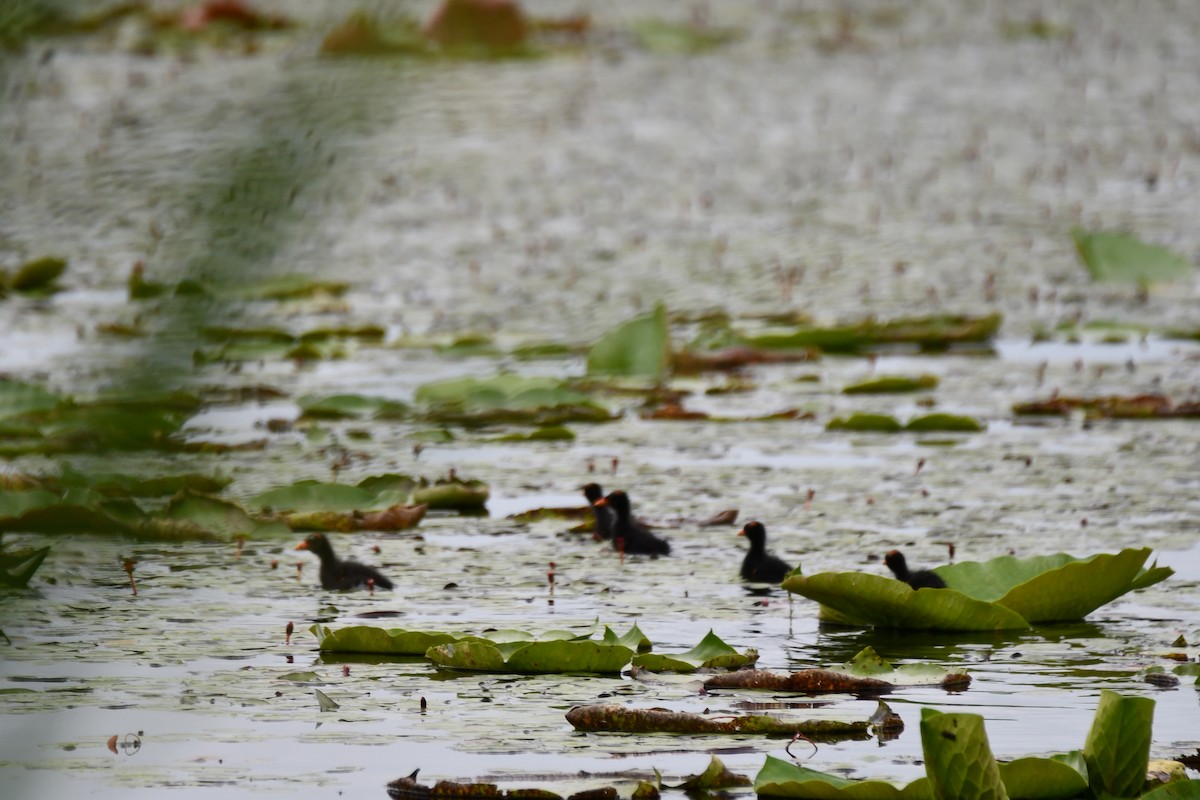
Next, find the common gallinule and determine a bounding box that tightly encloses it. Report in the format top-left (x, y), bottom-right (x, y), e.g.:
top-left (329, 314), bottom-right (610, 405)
top-left (582, 482), bottom-right (614, 541)
top-left (295, 532), bottom-right (394, 590)
top-left (594, 490), bottom-right (670, 556)
top-left (738, 521), bottom-right (793, 583)
top-left (884, 549), bottom-right (946, 589)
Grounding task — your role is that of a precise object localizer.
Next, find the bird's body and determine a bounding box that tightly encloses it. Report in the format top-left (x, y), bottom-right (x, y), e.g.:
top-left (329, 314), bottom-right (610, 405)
top-left (582, 483), bottom-right (614, 541)
top-left (295, 533), bottom-right (394, 591)
top-left (738, 521), bottom-right (793, 583)
top-left (884, 549), bottom-right (945, 589)
top-left (595, 490), bottom-right (670, 556)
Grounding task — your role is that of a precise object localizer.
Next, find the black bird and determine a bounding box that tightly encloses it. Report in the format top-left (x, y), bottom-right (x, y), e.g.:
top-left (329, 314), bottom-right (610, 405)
top-left (594, 490), bottom-right (671, 556)
top-left (582, 483), bottom-right (614, 541)
top-left (738, 521), bottom-right (793, 583)
top-left (295, 532), bottom-right (394, 591)
top-left (884, 549), bottom-right (946, 589)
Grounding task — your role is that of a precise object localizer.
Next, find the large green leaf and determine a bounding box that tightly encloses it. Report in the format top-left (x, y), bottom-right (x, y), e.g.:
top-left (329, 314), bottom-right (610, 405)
top-left (310, 624), bottom-right (461, 655)
top-left (754, 756), bottom-right (932, 799)
top-left (414, 373), bottom-right (609, 426)
top-left (782, 570), bottom-right (1030, 631)
top-left (0, 379), bottom-right (65, 420)
top-left (162, 491), bottom-right (259, 539)
top-left (1072, 228), bottom-right (1193, 284)
top-left (1082, 690), bottom-right (1154, 798)
top-left (919, 708), bottom-right (1009, 800)
top-left (247, 481), bottom-right (379, 513)
top-left (784, 548), bottom-right (1171, 631)
top-left (586, 304), bottom-right (669, 378)
top-left (427, 639), bottom-right (634, 674)
top-left (996, 752), bottom-right (1088, 800)
top-left (839, 647), bottom-right (970, 687)
top-left (631, 630), bottom-right (756, 672)
top-left (1140, 780), bottom-right (1200, 799)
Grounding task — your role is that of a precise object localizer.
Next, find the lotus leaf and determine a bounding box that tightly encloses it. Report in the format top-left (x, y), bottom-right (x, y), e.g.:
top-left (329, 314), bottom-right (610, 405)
top-left (782, 548), bottom-right (1171, 630)
top-left (826, 414), bottom-right (903, 433)
top-left (311, 624), bottom-right (461, 655)
top-left (919, 708), bottom-right (1008, 800)
top-left (427, 639), bottom-right (633, 674)
top-left (1072, 228), bottom-right (1192, 284)
top-left (416, 374), bottom-right (609, 426)
top-left (748, 314), bottom-right (1001, 354)
top-left (995, 753), bottom-right (1088, 800)
top-left (413, 478), bottom-right (489, 510)
top-left (755, 756), bottom-right (932, 799)
top-left (586, 304), bottom-right (670, 378)
top-left (1140, 781), bottom-right (1200, 799)
top-left (1, 539), bottom-right (51, 588)
top-left (298, 394), bottom-right (409, 420)
top-left (844, 375), bottom-right (939, 394)
top-left (905, 414), bottom-right (984, 433)
top-left (1083, 689), bottom-right (1154, 798)
top-left (631, 630), bottom-right (757, 672)
top-left (248, 481), bottom-right (380, 513)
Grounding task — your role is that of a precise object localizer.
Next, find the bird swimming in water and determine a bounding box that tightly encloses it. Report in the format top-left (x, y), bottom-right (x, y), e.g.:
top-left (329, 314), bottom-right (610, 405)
top-left (738, 521), bottom-right (793, 583)
top-left (884, 549), bottom-right (946, 589)
top-left (295, 532), bottom-right (394, 591)
top-left (594, 490), bottom-right (671, 556)
top-left (582, 483), bottom-right (613, 541)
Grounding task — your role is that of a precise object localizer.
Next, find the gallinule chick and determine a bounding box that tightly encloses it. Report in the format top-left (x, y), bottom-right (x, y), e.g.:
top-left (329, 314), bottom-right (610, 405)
top-left (738, 521), bottom-right (793, 583)
top-left (884, 549), bottom-right (946, 589)
top-left (594, 490), bottom-right (671, 556)
top-left (582, 482), bottom-right (614, 541)
top-left (295, 533), bottom-right (394, 591)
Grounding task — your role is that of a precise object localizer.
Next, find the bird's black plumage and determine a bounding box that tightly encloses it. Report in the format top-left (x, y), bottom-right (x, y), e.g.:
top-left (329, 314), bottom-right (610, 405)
top-left (595, 490), bottom-right (670, 556)
top-left (884, 549), bottom-right (946, 589)
top-left (738, 521), bottom-right (793, 583)
top-left (296, 532), bottom-right (394, 591)
top-left (582, 482), bottom-right (614, 541)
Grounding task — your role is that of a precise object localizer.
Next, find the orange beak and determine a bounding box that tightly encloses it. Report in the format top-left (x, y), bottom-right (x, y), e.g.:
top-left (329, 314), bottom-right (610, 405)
top-left (295, 541), bottom-right (309, 551)
top-left (594, 498), bottom-right (608, 507)
top-left (737, 527), bottom-right (747, 537)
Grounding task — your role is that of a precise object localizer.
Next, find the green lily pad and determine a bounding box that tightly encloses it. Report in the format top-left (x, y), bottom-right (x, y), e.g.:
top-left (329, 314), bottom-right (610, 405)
top-left (783, 548), bottom-right (1171, 631)
top-left (427, 639), bottom-right (634, 674)
top-left (311, 623), bottom-right (461, 655)
top-left (1072, 228), bottom-right (1193, 284)
top-left (586, 304), bottom-right (670, 378)
top-left (844, 375), bottom-right (939, 394)
top-left (631, 20), bottom-right (738, 54)
top-left (1082, 690), bottom-right (1154, 798)
top-left (248, 481), bottom-right (379, 514)
top-left (1140, 780), bottom-right (1200, 799)
top-left (755, 756), bottom-right (932, 799)
top-left (1, 540), bottom-right (51, 588)
top-left (162, 491), bottom-right (260, 540)
top-left (919, 708), bottom-right (1008, 800)
top-left (298, 394), bottom-right (410, 420)
top-left (905, 414), bottom-right (985, 432)
top-left (492, 425), bottom-right (575, 442)
top-left (416, 373), bottom-right (610, 426)
top-left (11, 256), bottom-right (66, 293)
top-left (631, 630), bottom-right (757, 672)
top-left (996, 753), bottom-right (1089, 800)
top-left (748, 314), bottom-right (1002, 354)
top-left (0, 379), bottom-right (65, 420)
top-left (413, 477), bottom-right (490, 510)
top-left (827, 413), bottom-right (903, 432)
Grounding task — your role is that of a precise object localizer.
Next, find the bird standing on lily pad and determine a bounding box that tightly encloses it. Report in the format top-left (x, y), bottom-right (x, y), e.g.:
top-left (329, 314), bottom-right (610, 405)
top-left (295, 532), bottom-right (394, 591)
top-left (884, 549), bottom-right (946, 589)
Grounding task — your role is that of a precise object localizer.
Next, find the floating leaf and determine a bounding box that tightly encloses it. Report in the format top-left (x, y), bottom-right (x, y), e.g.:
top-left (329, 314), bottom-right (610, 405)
top-left (754, 756), bottom-right (930, 799)
top-left (586, 304), bottom-right (670, 378)
top-left (705, 647), bottom-right (970, 692)
top-left (565, 704), bottom-right (869, 739)
top-left (631, 630), bottom-right (757, 672)
top-left (0, 379), bottom-right (65, 420)
top-left (996, 753), bottom-right (1089, 800)
top-left (784, 549), bottom-right (1171, 631)
top-left (1082, 690), bottom-right (1154, 798)
top-left (311, 624), bottom-right (461, 655)
top-left (163, 491), bottom-right (260, 540)
top-left (631, 19), bottom-right (737, 54)
top-left (298, 394), bottom-right (409, 420)
top-left (0, 540), bottom-right (51, 587)
top-left (427, 639), bottom-right (633, 674)
top-left (314, 689), bottom-right (340, 712)
top-left (416, 374), bottom-right (610, 426)
top-left (919, 708), bottom-right (1008, 800)
top-left (1071, 228), bottom-right (1192, 285)
top-left (678, 756), bottom-right (752, 792)
top-left (827, 414), bottom-right (903, 432)
top-left (11, 256), bottom-right (66, 293)
top-left (413, 477), bottom-right (489, 510)
top-left (248, 481), bottom-right (379, 514)
top-left (844, 375), bottom-right (939, 394)
top-left (748, 314), bottom-right (1002, 354)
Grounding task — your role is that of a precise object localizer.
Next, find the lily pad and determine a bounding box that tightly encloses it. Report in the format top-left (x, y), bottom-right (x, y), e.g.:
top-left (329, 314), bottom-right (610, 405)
top-left (298, 394), bottom-right (410, 420)
top-left (311, 623), bottom-right (462, 655)
top-left (919, 708), bottom-right (1007, 800)
top-left (565, 704), bottom-right (869, 739)
top-left (844, 375), bottom-right (939, 394)
top-left (586, 304), bottom-right (670, 379)
top-left (11, 256), bottom-right (66, 294)
top-left (827, 414), bottom-right (903, 433)
top-left (427, 639), bottom-right (634, 674)
top-left (1082, 689), bottom-right (1154, 798)
top-left (747, 314), bottom-right (1002, 354)
top-left (416, 374), bottom-right (610, 426)
top-left (1071, 228), bottom-right (1193, 285)
top-left (0, 379), bottom-right (66, 419)
top-left (248, 481), bottom-right (380, 514)
top-left (905, 414), bottom-right (985, 432)
top-left (413, 476), bottom-right (490, 510)
top-left (755, 756), bottom-right (931, 799)
top-left (782, 548), bottom-right (1170, 630)
top-left (631, 630), bottom-right (757, 672)
top-left (996, 753), bottom-right (1089, 800)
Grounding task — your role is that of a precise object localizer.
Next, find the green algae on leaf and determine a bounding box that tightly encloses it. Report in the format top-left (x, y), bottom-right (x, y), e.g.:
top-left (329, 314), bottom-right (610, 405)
top-left (919, 708), bottom-right (1008, 800)
top-left (844, 375), bottom-right (939, 394)
top-left (1071, 228), bottom-right (1193, 285)
top-left (782, 548), bottom-right (1171, 630)
top-left (826, 413), bottom-right (903, 433)
top-left (631, 630), bottom-right (757, 672)
top-left (586, 304), bottom-right (670, 379)
top-left (565, 704), bottom-right (870, 739)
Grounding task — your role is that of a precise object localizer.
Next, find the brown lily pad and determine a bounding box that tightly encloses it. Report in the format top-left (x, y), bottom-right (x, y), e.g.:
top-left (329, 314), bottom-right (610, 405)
top-left (564, 703), bottom-right (870, 739)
